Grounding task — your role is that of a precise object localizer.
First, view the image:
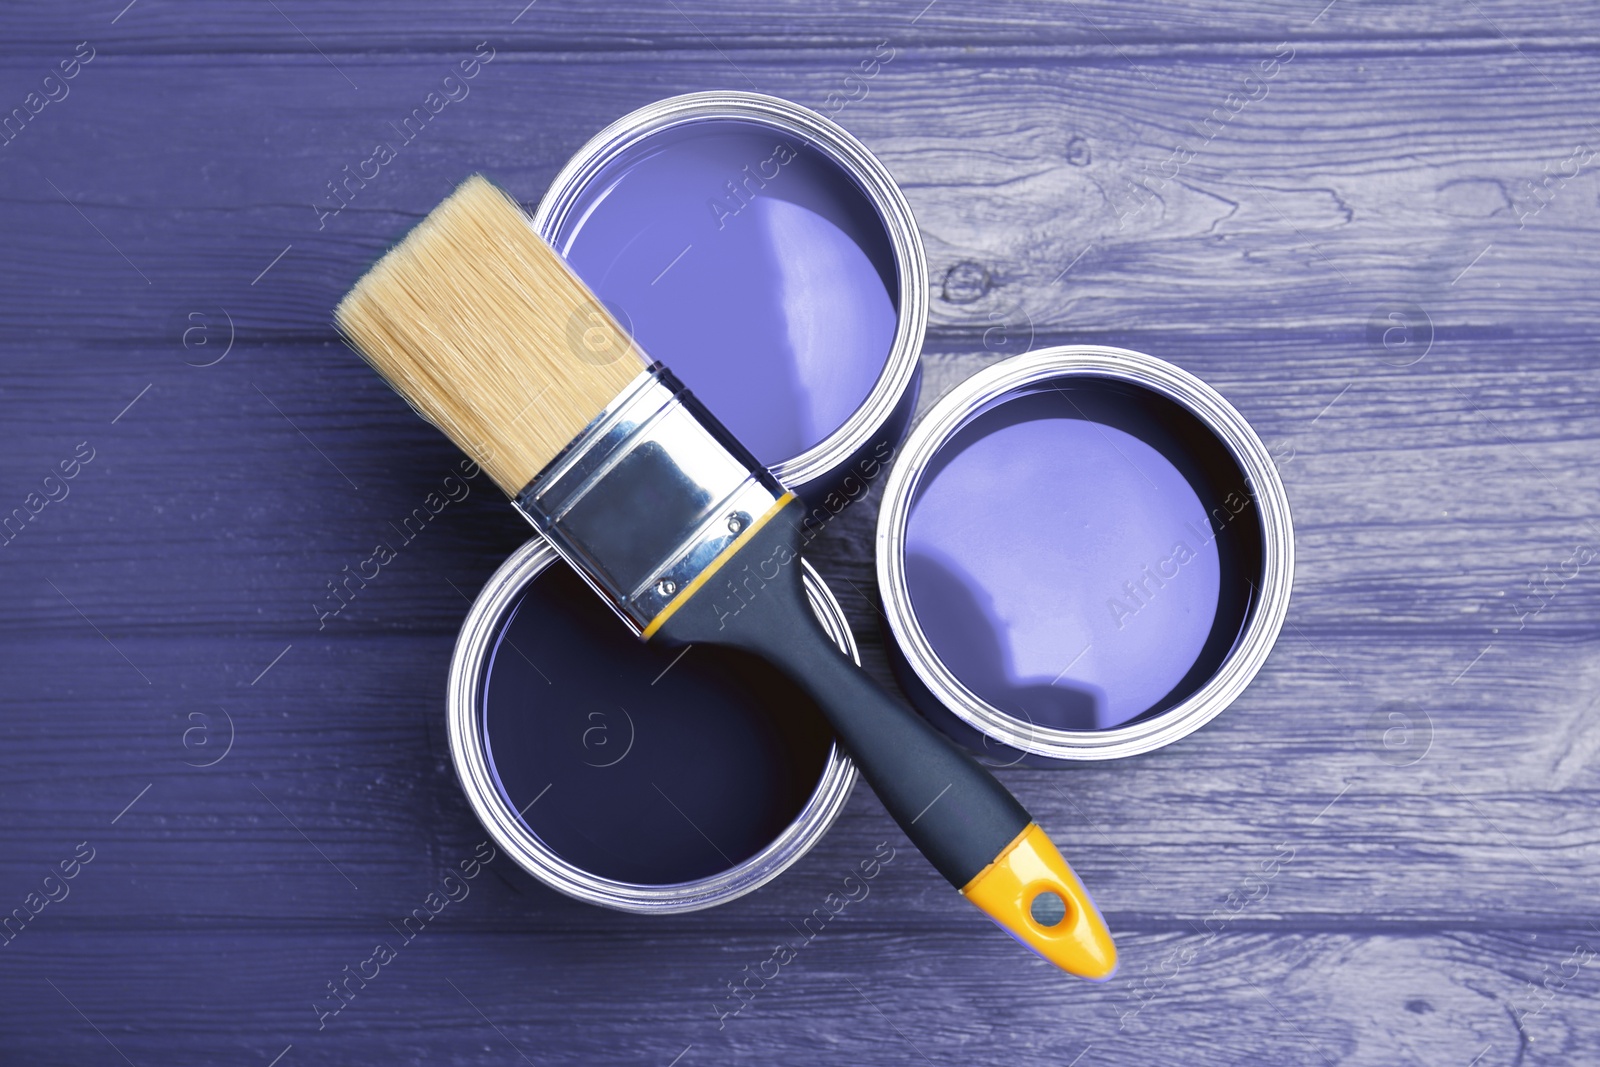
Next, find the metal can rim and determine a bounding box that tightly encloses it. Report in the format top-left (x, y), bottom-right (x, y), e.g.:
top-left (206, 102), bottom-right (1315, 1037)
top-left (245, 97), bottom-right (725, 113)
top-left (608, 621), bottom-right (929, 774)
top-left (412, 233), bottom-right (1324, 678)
top-left (448, 538), bottom-right (858, 912)
top-left (874, 345), bottom-right (1295, 761)
top-left (530, 89), bottom-right (927, 493)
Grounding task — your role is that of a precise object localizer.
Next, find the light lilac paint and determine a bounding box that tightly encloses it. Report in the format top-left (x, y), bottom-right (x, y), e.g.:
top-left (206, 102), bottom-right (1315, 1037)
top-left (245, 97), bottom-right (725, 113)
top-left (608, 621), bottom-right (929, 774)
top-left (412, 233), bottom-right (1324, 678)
top-left (551, 120), bottom-right (899, 467)
top-left (904, 390), bottom-right (1228, 731)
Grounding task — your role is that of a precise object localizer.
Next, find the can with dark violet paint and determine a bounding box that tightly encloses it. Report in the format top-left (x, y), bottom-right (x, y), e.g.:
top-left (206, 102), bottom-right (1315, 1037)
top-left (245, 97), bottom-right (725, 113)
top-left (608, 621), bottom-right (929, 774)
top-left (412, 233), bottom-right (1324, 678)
top-left (876, 346), bottom-right (1294, 762)
top-left (449, 539), bottom-right (858, 911)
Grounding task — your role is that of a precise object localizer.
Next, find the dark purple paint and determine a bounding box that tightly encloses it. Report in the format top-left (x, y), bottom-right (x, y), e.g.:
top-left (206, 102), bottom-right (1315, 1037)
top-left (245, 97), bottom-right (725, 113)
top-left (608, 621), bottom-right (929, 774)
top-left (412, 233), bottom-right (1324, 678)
top-left (481, 561), bottom-right (833, 885)
top-left (552, 119), bottom-right (899, 467)
top-left (904, 383), bottom-right (1260, 731)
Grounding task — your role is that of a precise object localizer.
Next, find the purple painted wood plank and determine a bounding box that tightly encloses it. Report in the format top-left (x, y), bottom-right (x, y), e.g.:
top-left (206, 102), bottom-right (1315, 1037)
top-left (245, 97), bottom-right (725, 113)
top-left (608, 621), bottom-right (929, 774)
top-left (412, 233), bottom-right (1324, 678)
top-left (3, 927), bottom-right (1593, 1066)
top-left (0, 49), bottom-right (1598, 343)
top-left (0, 0), bottom-right (1587, 53)
top-left (0, 628), bottom-right (1596, 923)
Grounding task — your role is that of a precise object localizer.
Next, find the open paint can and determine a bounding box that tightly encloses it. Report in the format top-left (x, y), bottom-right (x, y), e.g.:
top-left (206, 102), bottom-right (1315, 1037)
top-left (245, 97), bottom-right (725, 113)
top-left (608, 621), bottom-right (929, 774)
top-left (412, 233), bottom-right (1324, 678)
top-left (449, 539), bottom-right (858, 912)
top-left (876, 346), bottom-right (1293, 762)
top-left (532, 91), bottom-right (925, 499)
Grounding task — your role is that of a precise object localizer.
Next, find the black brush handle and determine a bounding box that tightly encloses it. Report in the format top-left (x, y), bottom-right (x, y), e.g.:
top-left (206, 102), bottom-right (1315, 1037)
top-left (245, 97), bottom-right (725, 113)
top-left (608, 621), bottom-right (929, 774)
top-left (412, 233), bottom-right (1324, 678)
top-left (652, 498), bottom-right (1116, 978)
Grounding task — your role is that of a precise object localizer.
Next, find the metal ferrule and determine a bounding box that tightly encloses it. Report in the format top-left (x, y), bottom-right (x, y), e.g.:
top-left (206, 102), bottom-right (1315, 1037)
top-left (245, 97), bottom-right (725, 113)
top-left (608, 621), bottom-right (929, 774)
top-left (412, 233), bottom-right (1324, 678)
top-left (514, 363), bottom-right (784, 635)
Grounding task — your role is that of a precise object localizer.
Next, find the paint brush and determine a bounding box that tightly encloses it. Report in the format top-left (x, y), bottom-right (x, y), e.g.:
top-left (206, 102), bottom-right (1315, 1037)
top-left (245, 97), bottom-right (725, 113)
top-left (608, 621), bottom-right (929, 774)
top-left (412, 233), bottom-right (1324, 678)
top-left (336, 175), bottom-right (1116, 978)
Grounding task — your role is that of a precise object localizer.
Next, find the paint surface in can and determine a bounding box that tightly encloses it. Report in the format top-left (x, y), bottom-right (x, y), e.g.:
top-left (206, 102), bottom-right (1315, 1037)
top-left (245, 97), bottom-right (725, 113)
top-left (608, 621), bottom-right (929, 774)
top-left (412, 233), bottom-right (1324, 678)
top-left (550, 119), bottom-right (899, 467)
top-left (903, 384), bottom-right (1260, 731)
top-left (481, 560), bottom-right (833, 885)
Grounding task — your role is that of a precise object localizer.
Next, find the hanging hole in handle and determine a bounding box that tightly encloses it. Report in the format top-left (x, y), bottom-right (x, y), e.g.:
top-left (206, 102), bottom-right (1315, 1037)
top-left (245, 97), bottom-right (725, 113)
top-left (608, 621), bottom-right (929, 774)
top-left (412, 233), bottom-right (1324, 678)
top-left (1029, 888), bottom-right (1068, 928)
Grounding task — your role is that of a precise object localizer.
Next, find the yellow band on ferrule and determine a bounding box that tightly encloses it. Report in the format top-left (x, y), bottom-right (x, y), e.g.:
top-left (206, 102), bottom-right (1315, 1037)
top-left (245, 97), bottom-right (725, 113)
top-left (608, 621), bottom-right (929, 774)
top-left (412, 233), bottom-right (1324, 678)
top-left (961, 823), bottom-right (1118, 980)
top-left (640, 492), bottom-right (796, 641)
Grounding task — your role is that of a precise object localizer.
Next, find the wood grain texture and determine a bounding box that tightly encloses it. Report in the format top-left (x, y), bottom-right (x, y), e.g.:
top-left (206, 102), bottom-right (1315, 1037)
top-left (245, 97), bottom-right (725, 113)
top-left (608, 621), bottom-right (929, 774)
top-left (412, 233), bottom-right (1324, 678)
top-left (1, 1), bottom-right (1597, 1064)
top-left (3, 627), bottom-right (1597, 920)
top-left (3, 928), bottom-right (1598, 1065)
top-left (1, 48), bottom-right (1598, 341)
top-left (1, 0), bottom-right (1594, 52)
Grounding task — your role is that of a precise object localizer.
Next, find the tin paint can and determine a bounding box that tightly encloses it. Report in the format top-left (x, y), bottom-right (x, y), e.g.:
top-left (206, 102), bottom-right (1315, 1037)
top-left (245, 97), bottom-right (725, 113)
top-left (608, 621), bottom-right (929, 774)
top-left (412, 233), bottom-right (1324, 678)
top-left (449, 539), bottom-right (858, 912)
top-left (532, 90), bottom-right (925, 500)
top-left (876, 346), bottom-right (1294, 762)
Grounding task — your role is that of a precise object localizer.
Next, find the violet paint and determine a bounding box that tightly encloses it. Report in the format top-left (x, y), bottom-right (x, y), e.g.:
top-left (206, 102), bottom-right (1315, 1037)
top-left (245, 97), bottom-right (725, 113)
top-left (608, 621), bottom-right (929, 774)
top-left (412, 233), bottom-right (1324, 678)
top-left (551, 119), bottom-right (899, 467)
top-left (481, 561), bottom-right (832, 885)
top-left (903, 384), bottom-right (1260, 731)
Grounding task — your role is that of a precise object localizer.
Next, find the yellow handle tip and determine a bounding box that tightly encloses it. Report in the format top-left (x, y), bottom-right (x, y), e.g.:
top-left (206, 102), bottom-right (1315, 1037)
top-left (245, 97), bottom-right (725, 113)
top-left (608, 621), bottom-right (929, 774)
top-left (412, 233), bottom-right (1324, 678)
top-left (961, 823), bottom-right (1117, 980)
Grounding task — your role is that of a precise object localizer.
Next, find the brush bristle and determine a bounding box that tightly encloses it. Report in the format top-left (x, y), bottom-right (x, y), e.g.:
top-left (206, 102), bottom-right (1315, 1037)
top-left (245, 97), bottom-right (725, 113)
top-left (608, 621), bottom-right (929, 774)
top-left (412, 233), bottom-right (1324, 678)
top-left (335, 174), bottom-right (647, 496)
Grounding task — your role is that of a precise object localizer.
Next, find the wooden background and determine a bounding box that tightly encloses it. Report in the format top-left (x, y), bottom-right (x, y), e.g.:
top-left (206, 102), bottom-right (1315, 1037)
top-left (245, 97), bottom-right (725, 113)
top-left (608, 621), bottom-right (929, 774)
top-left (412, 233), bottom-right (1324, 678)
top-left (2, 1), bottom-right (1598, 1063)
